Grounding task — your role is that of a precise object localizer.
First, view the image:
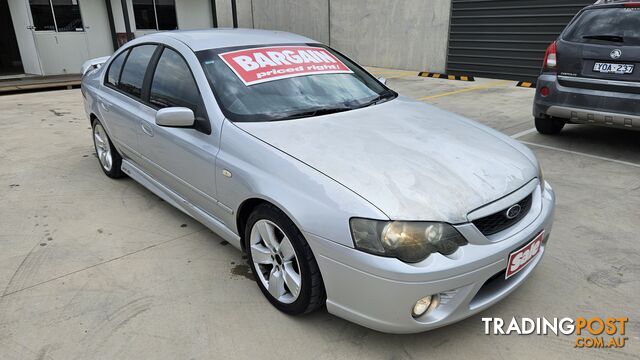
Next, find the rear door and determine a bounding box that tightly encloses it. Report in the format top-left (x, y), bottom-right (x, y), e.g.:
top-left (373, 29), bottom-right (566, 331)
top-left (100, 44), bottom-right (158, 163)
top-left (557, 5), bottom-right (640, 92)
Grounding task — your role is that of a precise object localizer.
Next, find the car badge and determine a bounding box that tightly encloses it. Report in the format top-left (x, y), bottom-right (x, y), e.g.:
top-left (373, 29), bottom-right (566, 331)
top-left (505, 204), bottom-right (522, 220)
top-left (610, 49), bottom-right (622, 59)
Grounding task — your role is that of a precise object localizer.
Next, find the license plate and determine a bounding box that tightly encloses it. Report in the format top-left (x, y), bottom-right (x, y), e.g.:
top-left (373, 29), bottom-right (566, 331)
top-left (505, 231), bottom-right (544, 279)
top-left (593, 62), bottom-right (634, 74)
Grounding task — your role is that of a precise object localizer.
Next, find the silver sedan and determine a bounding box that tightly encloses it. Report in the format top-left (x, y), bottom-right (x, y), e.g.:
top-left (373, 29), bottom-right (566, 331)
top-left (81, 29), bottom-right (555, 334)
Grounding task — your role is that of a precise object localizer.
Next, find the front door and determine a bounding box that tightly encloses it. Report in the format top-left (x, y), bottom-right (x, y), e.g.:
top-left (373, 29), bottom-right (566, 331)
top-left (0, 0), bottom-right (24, 75)
top-left (136, 46), bottom-right (220, 218)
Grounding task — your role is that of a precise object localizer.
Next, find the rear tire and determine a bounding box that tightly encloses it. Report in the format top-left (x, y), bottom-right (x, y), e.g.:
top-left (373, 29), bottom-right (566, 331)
top-left (244, 203), bottom-right (326, 315)
top-left (535, 117), bottom-right (565, 135)
top-left (92, 119), bottom-right (125, 178)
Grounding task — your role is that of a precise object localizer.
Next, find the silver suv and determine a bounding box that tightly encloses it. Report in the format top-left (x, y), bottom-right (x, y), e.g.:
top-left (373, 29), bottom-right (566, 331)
top-left (533, 0), bottom-right (640, 134)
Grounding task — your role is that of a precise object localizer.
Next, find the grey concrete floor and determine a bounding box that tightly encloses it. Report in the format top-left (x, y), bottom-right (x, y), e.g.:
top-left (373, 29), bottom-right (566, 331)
top-left (0, 69), bottom-right (639, 359)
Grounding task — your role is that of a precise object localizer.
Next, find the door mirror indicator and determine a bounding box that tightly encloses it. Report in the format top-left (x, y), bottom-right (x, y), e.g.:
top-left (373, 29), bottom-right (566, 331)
top-left (155, 107), bottom-right (195, 128)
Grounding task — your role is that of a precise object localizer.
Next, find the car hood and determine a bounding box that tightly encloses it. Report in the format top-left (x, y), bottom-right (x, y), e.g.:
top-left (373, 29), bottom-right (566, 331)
top-left (234, 97), bottom-right (537, 223)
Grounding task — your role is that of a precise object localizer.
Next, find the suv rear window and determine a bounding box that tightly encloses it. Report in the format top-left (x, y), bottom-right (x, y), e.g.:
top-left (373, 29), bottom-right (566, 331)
top-left (563, 7), bottom-right (640, 46)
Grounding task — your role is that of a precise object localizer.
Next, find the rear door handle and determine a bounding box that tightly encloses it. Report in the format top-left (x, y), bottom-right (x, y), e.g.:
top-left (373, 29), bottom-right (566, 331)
top-left (98, 98), bottom-right (111, 112)
top-left (141, 121), bottom-right (154, 137)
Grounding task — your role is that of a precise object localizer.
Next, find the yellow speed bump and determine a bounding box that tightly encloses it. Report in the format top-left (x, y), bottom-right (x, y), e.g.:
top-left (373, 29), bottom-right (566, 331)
top-left (418, 72), bottom-right (475, 81)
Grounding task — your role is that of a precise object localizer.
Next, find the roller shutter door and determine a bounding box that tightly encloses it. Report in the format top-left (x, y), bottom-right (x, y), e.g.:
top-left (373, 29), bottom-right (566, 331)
top-left (446, 0), bottom-right (593, 82)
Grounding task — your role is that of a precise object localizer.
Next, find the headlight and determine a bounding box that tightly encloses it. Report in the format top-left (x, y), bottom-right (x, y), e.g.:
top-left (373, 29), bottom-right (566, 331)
top-left (349, 219), bottom-right (468, 263)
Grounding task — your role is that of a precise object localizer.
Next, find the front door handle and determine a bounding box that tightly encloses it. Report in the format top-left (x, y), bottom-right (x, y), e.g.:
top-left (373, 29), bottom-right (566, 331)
top-left (141, 121), bottom-right (154, 137)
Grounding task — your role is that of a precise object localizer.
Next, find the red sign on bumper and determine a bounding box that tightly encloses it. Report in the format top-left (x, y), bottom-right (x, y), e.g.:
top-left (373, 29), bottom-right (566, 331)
top-left (218, 46), bottom-right (353, 86)
top-left (505, 231), bottom-right (544, 279)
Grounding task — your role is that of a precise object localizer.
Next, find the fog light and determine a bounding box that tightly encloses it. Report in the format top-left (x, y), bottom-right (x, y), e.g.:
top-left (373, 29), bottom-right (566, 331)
top-left (540, 87), bottom-right (550, 97)
top-left (411, 296), bottom-right (432, 318)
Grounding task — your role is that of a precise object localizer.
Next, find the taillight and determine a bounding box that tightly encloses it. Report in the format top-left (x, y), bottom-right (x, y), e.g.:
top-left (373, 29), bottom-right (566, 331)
top-left (543, 41), bottom-right (557, 71)
top-left (624, 3), bottom-right (640, 7)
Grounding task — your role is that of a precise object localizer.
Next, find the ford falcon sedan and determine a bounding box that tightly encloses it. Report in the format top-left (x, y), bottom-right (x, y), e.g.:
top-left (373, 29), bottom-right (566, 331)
top-left (81, 29), bottom-right (555, 334)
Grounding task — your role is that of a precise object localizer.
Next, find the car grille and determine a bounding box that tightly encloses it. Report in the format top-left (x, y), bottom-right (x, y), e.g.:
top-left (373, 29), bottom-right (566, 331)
top-left (472, 194), bottom-right (533, 236)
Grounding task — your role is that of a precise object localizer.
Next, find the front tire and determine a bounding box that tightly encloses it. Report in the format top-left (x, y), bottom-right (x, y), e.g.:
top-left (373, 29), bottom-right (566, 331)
top-left (245, 203), bottom-right (325, 315)
top-left (92, 119), bottom-right (124, 178)
top-left (535, 116), bottom-right (565, 135)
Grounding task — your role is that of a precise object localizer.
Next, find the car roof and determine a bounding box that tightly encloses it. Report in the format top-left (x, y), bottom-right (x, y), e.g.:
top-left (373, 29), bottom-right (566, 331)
top-left (589, 0), bottom-right (640, 8)
top-left (139, 28), bottom-right (319, 52)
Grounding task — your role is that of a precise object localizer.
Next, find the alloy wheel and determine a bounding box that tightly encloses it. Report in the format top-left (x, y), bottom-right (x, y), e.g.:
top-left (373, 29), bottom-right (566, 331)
top-left (93, 123), bottom-right (113, 171)
top-left (250, 219), bottom-right (302, 304)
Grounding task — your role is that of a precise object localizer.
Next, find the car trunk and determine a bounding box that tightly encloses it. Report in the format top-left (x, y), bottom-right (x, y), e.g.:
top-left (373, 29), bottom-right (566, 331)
top-left (557, 5), bottom-right (640, 94)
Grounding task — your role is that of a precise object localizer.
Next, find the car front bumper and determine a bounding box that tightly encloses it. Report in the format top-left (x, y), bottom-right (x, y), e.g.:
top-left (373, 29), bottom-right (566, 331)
top-left (305, 181), bottom-right (555, 334)
top-left (533, 73), bottom-right (640, 130)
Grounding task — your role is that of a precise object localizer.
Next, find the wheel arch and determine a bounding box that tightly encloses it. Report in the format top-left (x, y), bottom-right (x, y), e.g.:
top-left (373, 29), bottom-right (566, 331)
top-left (236, 197), bottom-right (280, 252)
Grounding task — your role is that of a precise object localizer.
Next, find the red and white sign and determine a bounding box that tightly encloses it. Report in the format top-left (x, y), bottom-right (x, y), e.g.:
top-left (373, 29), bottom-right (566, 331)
top-left (505, 231), bottom-right (544, 279)
top-left (218, 46), bottom-right (353, 86)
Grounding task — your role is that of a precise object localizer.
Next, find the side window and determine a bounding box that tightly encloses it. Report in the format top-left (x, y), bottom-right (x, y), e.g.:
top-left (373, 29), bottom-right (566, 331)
top-left (150, 49), bottom-right (201, 113)
top-left (150, 48), bottom-right (209, 133)
top-left (106, 50), bottom-right (128, 87)
top-left (119, 45), bottom-right (157, 98)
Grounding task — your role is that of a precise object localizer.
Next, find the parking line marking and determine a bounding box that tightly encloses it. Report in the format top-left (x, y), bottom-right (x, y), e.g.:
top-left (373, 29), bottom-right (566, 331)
top-left (520, 141), bottom-right (640, 169)
top-left (382, 74), bottom-right (415, 79)
top-left (511, 127), bottom-right (538, 139)
top-left (417, 80), bottom-right (510, 101)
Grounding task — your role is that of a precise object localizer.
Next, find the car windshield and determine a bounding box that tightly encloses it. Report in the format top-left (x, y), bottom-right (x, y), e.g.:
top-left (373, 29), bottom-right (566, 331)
top-left (196, 44), bottom-right (396, 122)
top-left (563, 7), bottom-right (640, 45)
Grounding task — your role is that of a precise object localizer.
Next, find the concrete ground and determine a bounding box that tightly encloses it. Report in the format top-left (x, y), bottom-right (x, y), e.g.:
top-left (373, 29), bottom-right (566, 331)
top-left (0, 68), bottom-right (639, 360)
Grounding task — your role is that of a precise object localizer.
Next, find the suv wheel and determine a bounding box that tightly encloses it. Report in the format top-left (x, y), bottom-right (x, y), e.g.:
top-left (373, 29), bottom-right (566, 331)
top-left (245, 203), bottom-right (325, 315)
top-left (535, 117), bottom-right (565, 135)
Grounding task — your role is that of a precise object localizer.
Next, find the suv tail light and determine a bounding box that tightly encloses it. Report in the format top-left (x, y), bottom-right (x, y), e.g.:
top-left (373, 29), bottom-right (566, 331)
top-left (624, 3), bottom-right (640, 7)
top-left (543, 41), bottom-right (557, 71)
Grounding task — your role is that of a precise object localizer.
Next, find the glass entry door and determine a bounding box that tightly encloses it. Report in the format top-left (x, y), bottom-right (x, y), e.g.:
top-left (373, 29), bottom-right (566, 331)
top-left (28, 0), bottom-right (89, 75)
top-left (0, 0), bottom-right (24, 75)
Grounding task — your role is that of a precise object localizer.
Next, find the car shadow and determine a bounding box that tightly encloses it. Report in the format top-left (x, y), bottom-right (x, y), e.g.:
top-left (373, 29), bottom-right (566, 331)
top-left (520, 124), bottom-right (640, 165)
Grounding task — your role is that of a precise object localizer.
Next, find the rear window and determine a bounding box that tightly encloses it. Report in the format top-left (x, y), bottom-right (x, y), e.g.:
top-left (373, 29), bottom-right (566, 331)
top-left (563, 7), bottom-right (640, 46)
top-left (118, 45), bottom-right (157, 99)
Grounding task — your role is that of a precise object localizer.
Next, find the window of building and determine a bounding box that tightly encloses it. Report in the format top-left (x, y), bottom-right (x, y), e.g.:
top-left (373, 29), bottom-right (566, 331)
top-left (133, 0), bottom-right (177, 31)
top-left (29, 0), bottom-right (84, 32)
top-left (118, 45), bottom-right (157, 98)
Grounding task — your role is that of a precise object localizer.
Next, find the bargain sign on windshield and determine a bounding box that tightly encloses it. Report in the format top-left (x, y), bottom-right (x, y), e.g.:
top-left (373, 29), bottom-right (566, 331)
top-left (218, 46), bottom-right (353, 85)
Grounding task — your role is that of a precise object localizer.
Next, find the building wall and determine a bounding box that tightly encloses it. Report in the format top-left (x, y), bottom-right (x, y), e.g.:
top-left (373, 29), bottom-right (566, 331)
top-left (7, 0), bottom-right (449, 76)
top-left (176, 0), bottom-right (213, 29)
top-left (330, 0), bottom-right (451, 72)
top-left (236, 0), bottom-right (254, 28)
top-left (248, 0), bottom-right (451, 72)
top-left (107, 0), bottom-right (450, 71)
top-left (216, 0), bottom-right (234, 27)
top-left (251, 0), bottom-right (330, 44)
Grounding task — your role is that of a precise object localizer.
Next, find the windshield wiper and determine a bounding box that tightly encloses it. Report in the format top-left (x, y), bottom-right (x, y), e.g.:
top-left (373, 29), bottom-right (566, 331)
top-left (582, 34), bottom-right (624, 43)
top-left (278, 106), bottom-right (352, 120)
top-left (274, 92), bottom-right (396, 121)
top-left (357, 92), bottom-right (394, 109)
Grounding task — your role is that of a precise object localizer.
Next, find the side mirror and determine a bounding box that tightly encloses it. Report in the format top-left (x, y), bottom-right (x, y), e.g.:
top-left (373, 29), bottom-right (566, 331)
top-left (377, 77), bottom-right (387, 85)
top-left (155, 107), bottom-right (195, 128)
